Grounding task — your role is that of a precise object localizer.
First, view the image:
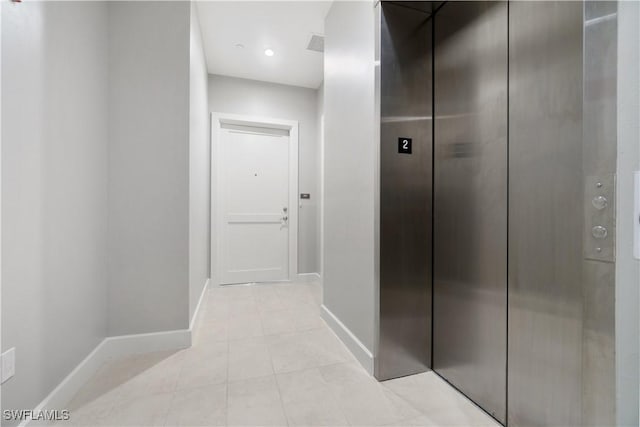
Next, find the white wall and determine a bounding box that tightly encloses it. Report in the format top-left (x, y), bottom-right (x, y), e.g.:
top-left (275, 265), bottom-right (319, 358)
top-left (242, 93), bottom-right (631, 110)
top-left (108, 1), bottom-right (191, 335)
top-left (615, 1), bottom-right (640, 424)
top-left (189, 3), bottom-right (210, 322)
top-left (1, 1), bottom-right (109, 419)
top-left (322, 1), bottom-right (377, 370)
top-left (208, 74), bottom-right (320, 275)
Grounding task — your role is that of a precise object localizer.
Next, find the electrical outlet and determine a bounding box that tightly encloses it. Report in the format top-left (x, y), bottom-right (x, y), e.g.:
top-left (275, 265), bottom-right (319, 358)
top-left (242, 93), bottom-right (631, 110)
top-left (1, 348), bottom-right (16, 384)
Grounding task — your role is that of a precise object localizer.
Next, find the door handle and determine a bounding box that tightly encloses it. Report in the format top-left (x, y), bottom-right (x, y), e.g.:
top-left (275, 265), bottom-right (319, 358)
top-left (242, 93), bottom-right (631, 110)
top-left (282, 215), bottom-right (289, 222)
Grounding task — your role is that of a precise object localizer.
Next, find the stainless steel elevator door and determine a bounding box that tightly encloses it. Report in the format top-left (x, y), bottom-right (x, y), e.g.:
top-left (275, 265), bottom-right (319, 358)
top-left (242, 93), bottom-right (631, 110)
top-left (377, 1), bottom-right (433, 380)
top-left (508, 2), bottom-right (584, 426)
top-left (433, 1), bottom-right (508, 423)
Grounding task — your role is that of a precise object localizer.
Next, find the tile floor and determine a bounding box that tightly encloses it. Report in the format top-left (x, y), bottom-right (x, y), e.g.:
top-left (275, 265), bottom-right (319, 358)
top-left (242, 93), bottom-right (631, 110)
top-left (61, 280), bottom-right (500, 426)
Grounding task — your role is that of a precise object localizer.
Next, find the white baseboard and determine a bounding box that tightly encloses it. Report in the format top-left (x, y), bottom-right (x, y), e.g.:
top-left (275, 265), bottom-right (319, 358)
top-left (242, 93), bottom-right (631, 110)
top-left (190, 278), bottom-right (210, 330)
top-left (296, 272), bottom-right (321, 283)
top-left (20, 338), bottom-right (112, 427)
top-left (321, 304), bottom-right (374, 375)
top-left (22, 328), bottom-right (192, 427)
top-left (20, 286), bottom-right (213, 427)
top-left (101, 329), bottom-right (191, 360)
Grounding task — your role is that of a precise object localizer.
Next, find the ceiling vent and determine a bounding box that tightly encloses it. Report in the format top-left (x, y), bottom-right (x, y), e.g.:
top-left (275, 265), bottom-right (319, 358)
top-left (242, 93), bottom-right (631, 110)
top-left (306, 34), bottom-right (324, 53)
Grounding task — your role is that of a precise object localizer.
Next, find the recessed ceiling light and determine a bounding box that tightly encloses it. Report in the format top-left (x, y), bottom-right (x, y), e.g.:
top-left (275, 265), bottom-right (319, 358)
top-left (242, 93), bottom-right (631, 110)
top-left (264, 48), bottom-right (275, 57)
top-left (235, 43), bottom-right (245, 49)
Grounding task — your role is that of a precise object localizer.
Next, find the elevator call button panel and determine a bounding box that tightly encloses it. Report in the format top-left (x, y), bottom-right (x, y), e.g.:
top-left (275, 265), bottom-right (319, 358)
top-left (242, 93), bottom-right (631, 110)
top-left (398, 138), bottom-right (412, 154)
top-left (584, 174), bottom-right (615, 263)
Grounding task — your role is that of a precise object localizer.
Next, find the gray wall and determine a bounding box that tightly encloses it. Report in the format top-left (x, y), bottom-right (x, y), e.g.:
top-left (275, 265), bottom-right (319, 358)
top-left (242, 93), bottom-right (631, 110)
top-left (107, 1), bottom-right (191, 335)
top-left (1, 0), bottom-right (207, 416)
top-left (1, 1), bottom-right (109, 419)
top-left (316, 82), bottom-right (324, 277)
top-left (615, 1), bottom-right (640, 424)
top-left (189, 3), bottom-right (210, 322)
top-left (208, 74), bottom-right (320, 274)
top-left (323, 1), bottom-right (377, 355)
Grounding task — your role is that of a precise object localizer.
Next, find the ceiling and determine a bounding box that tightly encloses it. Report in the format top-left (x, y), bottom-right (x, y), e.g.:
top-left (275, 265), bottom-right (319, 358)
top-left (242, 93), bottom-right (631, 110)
top-left (197, 1), bottom-right (332, 89)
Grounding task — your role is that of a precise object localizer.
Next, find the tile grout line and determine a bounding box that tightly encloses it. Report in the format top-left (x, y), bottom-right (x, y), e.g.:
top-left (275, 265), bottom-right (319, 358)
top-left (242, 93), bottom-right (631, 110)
top-left (223, 289), bottom-right (231, 427)
top-left (316, 366), bottom-right (354, 427)
top-left (379, 380), bottom-right (432, 424)
top-left (265, 315), bottom-right (291, 427)
top-left (222, 337), bottom-right (229, 427)
top-left (243, 281), bottom-right (288, 425)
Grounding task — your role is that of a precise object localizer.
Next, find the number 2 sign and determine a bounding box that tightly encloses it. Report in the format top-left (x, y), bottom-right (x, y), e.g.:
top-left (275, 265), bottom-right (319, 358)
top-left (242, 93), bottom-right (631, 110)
top-left (398, 138), bottom-right (412, 154)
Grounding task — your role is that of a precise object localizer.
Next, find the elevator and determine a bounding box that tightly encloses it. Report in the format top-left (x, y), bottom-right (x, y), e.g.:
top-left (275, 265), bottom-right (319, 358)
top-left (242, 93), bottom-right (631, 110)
top-left (375, 1), bottom-right (618, 426)
top-left (432, 1), bottom-right (508, 423)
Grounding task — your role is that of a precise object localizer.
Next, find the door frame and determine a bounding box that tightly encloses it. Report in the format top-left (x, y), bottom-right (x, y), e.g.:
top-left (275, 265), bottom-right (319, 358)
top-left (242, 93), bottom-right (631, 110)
top-left (210, 112), bottom-right (299, 286)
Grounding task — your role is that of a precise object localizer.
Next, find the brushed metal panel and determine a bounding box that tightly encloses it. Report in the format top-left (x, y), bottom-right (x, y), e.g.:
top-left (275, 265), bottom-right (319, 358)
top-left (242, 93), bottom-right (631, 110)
top-left (582, 2), bottom-right (618, 425)
top-left (385, 1), bottom-right (444, 15)
top-left (508, 2), bottom-right (584, 426)
top-left (376, 1), bottom-right (432, 380)
top-left (432, 1), bottom-right (508, 423)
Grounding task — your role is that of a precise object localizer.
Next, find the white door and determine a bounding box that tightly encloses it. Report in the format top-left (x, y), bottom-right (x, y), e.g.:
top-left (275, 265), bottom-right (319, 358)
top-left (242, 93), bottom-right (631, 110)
top-left (219, 125), bottom-right (290, 284)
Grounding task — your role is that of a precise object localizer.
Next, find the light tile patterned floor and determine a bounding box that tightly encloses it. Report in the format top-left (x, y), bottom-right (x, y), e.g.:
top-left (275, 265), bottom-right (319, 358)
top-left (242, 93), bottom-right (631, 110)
top-left (60, 280), bottom-right (500, 426)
